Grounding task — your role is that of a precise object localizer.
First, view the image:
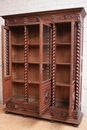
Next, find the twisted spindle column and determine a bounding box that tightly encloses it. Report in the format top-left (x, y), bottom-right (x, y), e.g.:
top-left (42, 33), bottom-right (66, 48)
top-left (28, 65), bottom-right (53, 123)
top-left (5, 30), bottom-right (9, 76)
top-left (75, 22), bottom-right (81, 110)
top-left (51, 24), bottom-right (56, 107)
top-left (24, 26), bottom-right (28, 103)
top-left (47, 27), bottom-right (50, 79)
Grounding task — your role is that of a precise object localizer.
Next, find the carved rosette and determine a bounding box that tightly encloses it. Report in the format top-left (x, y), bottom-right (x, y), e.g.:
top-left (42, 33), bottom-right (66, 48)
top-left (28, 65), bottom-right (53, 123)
top-left (51, 23), bottom-right (56, 107)
top-left (44, 89), bottom-right (50, 104)
top-left (75, 22), bottom-right (81, 110)
top-left (24, 26), bottom-right (28, 102)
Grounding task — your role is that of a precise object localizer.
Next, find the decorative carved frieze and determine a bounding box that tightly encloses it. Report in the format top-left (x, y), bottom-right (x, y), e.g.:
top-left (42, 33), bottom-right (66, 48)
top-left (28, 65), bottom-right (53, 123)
top-left (5, 12), bottom-right (83, 26)
top-left (57, 14), bottom-right (73, 20)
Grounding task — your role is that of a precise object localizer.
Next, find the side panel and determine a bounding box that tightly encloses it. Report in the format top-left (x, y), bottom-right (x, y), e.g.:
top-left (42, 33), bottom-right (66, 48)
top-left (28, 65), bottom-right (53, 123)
top-left (2, 26), bottom-right (11, 104)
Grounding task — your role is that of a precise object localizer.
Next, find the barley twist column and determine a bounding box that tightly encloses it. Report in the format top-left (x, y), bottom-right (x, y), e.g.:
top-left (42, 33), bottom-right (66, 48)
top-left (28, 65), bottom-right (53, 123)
top-left (5, 30), bottom-right (9, 76)
top-left (24, 26), bottom-right (28, 103)
top-left (75, 22), bottom-right (81, 110)
top-left (51, 23), bottom-right (56, 107)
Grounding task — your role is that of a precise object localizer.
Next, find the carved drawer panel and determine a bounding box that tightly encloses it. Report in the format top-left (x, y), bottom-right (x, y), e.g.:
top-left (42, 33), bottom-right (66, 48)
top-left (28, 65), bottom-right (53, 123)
top-left (52, 108), bottom-right (69, 119)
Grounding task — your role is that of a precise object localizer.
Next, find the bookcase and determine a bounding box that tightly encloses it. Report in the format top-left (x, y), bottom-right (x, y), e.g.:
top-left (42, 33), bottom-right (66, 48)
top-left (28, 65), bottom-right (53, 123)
top-left (2, 7), bottom-right (86, 126)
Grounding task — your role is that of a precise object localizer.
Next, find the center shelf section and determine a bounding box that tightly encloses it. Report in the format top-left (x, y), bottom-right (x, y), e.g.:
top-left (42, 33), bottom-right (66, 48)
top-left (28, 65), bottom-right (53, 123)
top-left (56, 65), bottom-right (70, 85)
top-left (28, 46), bottom-right (39, 63)
top-left (56, 45), bottom-right (71, 63)
top-left (56, 22), bottom-right (71, 44)
top-left (55, 86), bottom-right (69, 109)
top-left (28, 64), bottom-right (39, 84)
top-left (12, 64), bottom-right (24, 80)
top-left (12, 46), bottom-right (24, 62)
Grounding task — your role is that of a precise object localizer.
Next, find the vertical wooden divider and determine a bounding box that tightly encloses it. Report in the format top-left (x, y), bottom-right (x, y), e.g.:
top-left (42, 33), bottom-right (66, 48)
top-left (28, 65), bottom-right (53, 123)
top-left (24, 26), bottom-right (28, 103)
top-left (51, 23), bottom-right (56, 107)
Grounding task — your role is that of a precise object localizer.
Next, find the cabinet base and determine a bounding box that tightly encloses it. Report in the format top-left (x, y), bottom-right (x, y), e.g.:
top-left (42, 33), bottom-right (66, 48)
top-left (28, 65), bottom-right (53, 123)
top-left (4, 102), bottom-right (83, 126)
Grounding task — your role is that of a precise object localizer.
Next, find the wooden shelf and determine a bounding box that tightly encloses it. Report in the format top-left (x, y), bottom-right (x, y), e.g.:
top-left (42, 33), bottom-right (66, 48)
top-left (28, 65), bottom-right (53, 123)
top-left (12, 96), bottom-right (24, 102)
top-left (56, 82), bottom-right (70, 87)
top-left (12, 97), bottom-right (39, 104)
top-left (55, 101), bottom-right (69, 109)
top-left (28, 62), bottom-right (50, 64)
top-left (28, 43), bottom-right (50, 46)
top-left (28, 62), bottom-right (39, 64)
top-left (12, 79), bottom-right (39, 84)
top-left (12, 43), bottom-right (24, 46)
top-left (56, 62), bottom-right (71, 65)
top-left (43, 43), bottom-right (50, 45)
top-left (28, 97), bottom-right (39, 103)
top-left (12, 61), bottom-right (24, 63)
top-left (28, 80), bottom-right (39, 84)
top-left (12, 79), bottom-right (24, 83)
top-left (28, 43), bottom-right (39, 46)
top-left (56, 43), bottom-right (71, 46)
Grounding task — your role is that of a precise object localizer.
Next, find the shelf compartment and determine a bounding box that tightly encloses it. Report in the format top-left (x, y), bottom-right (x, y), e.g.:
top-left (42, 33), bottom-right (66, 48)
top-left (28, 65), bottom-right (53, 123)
top-left (12, 64), bottom-right (24, 80)
top-left (12, 82), bottom-right (24, 102)
top-left (11, 26), bottom-right (24, 45)
top-left (56, 45), bottom-right (71, 63)
top-left (28, 84), bottom-right (39, 103)
top-left (28, 46), bottom-right (39, 63)
top-left (55, 86), bottom-right (69, 109)
top-left (28, 64), bottom-right (39, 83)
top-left (12, 46), bottom-right (24, 61)
top-left (28, 25), bottom-right (39, 45)
top-left (56, 65), bottom-right (70, 84)
top-left (56, 22), bottom-right (71, 43)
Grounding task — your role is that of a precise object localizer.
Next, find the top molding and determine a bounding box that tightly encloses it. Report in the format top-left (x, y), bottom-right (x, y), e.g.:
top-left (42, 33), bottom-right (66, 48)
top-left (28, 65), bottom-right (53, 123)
top-left (1, 7), bottom-right (86, 26)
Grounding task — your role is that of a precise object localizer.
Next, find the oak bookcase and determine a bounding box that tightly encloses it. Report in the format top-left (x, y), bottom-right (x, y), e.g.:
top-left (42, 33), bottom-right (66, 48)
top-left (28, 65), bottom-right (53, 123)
top-left (2, 7), bottom-right (86, 126)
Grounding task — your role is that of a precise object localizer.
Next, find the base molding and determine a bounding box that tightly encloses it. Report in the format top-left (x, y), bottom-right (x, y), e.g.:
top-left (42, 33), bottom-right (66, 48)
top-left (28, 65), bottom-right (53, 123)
top-left (4, 101), bottom-right (83, 126)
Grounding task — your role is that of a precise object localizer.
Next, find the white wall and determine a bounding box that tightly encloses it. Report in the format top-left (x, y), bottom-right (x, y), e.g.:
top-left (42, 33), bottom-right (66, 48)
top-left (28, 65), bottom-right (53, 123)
top-left (0, 0), bottom-right (87, 117)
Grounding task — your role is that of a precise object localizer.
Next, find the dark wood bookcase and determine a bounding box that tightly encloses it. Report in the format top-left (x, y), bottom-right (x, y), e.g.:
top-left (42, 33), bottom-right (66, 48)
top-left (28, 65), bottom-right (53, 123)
top-left (1, 7), bottom-right (86, 126)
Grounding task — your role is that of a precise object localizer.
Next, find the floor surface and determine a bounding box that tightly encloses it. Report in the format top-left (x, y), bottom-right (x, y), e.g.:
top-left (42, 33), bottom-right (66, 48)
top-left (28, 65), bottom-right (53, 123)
top-left (0, 104), bottom-right (87, 130)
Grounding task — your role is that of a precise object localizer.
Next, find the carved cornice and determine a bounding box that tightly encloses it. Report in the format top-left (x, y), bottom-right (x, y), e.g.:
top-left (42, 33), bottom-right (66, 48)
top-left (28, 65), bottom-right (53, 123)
top-left (5, 12), bottom-right (83, 26)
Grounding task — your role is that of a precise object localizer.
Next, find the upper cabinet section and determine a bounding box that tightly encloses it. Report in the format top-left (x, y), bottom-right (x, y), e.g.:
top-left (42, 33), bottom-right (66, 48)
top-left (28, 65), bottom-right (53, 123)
top-left (2, 7), bottom-right (86, 26)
